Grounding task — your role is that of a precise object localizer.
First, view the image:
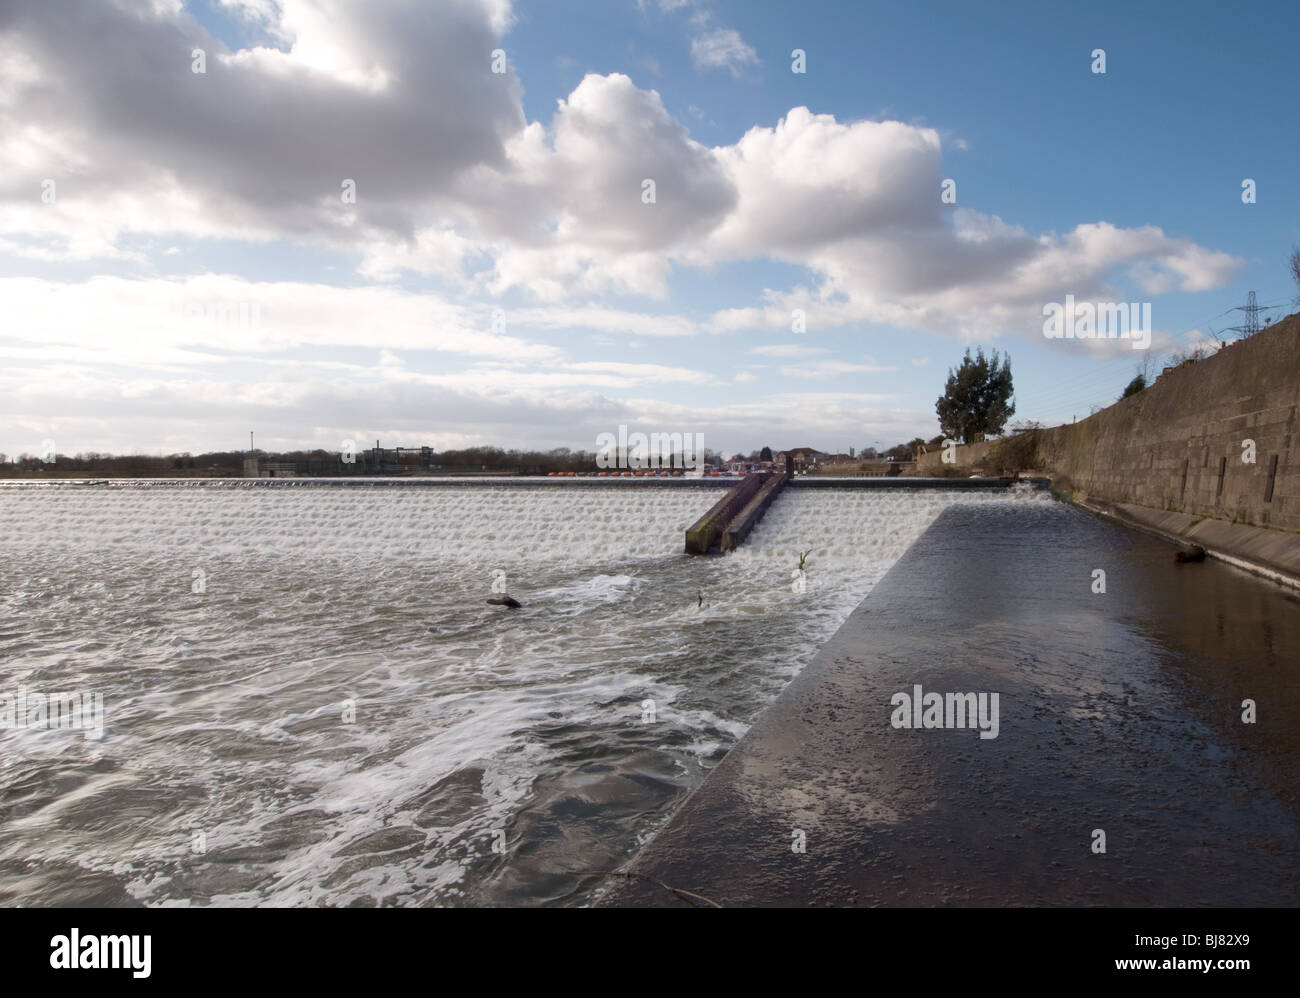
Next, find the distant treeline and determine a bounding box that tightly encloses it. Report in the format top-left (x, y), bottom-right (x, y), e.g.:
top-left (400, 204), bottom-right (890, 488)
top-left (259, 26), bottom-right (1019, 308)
top-left (1, 441), bottom-right (960, 476)
top-left (0, 445), bottom-right (729, 476)
top-left (0, 450), bottom-right (248, 476)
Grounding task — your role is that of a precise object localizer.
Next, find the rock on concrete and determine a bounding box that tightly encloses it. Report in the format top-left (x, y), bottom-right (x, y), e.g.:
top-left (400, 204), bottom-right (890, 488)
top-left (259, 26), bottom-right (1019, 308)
top-left (1082, 499), bottom-right (1300, 588)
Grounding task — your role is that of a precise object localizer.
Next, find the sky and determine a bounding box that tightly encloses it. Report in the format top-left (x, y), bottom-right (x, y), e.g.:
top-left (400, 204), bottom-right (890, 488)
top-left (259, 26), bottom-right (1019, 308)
top-left (2, 0), bottom-right (1298, 459)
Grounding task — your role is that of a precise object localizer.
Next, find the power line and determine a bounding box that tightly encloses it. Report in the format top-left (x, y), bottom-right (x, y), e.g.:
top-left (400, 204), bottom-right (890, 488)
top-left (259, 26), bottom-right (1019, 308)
top-left (1015, 290), bottom-right (1296, 422)
top-left (1224, 291), bottom-right (1264, 338)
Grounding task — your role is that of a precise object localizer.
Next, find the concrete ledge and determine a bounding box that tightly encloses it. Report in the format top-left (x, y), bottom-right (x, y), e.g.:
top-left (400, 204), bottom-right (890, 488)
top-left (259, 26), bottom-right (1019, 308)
top-left (1079, 498), bottom-right (1300, 589)
top-left (598, 501), bottom-right (1300, 907)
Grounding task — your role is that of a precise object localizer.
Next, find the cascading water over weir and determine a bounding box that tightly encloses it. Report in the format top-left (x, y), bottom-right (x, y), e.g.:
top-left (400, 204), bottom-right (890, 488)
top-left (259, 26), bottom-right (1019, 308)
top-left (0, 481), bottom-right (1049, 906)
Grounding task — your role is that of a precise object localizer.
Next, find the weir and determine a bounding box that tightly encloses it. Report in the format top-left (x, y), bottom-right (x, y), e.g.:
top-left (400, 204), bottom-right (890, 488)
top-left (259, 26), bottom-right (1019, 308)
top-left (683, 474), bottom-right (1032, 553)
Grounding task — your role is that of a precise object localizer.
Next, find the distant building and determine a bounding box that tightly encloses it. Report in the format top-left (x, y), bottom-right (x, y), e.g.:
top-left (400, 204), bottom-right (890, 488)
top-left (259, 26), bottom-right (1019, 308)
top-left (242, 443), bottom-right (437, 477)
top-left (243, 458), bottom-right (299, 477)
top-left (783, 446), bottom-right (826, 472)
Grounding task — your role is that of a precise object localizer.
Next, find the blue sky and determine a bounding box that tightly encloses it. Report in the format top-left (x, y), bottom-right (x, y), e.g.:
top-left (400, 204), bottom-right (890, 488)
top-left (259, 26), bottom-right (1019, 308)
top-left (1, 0), bottom-right (1296, 458)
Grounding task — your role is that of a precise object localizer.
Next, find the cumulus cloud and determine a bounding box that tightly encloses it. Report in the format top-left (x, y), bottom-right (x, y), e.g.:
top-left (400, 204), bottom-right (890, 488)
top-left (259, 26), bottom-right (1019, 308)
top-left (0, 2), bottom-right (1239, 338)
top-left (707, 110), bottom-right (943, 256)
top-left (694, 109), bottom-right (1240, 341)
top-left (0, 0), bottom-right (524, 256)
top-left (452, 71), bottom-right (742, 298)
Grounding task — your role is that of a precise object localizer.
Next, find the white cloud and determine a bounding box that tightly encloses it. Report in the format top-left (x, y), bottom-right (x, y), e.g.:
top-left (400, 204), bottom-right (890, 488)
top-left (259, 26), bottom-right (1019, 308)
top-left (460, 72), bottom-right (736, 298)
top-left (751, 344), bottom-right (828, 358)
top-left (779, 360), bottom-right (896, 380)
top-left (0, 0), bottom-right (526, 256)
top-left (0, 274), bottom-right (562, 363)
top-left (508, 306), bottom-right (703, 337)
top-left (690, 28), bottom-right (759, 76)
top-left (639, 1), bottom-right (760, 81)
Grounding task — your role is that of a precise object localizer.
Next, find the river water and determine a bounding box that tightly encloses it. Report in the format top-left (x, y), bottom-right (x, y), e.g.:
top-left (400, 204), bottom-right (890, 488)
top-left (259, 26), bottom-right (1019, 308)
top-left (0, 481), bottom-right (1047, 906)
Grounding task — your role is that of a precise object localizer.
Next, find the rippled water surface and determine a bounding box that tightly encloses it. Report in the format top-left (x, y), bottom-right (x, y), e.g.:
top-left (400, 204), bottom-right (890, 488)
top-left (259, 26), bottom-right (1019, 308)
top-left (0, 481), bottom-right (1048, 906)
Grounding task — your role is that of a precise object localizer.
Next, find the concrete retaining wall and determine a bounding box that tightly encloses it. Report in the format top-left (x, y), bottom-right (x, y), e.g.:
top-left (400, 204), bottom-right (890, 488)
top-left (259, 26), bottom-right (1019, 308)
top-left (915, 440), bottom-right (992, 475)
top-left (1038, 312), bottom-right (1299, 532)
top-left (928, 313), bottom-right (1300, 532)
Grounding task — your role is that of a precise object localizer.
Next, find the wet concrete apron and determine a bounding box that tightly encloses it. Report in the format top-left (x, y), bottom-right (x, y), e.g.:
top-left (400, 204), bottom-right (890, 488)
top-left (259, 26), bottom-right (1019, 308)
top-left (600, 501), bottom-right (1300, 906)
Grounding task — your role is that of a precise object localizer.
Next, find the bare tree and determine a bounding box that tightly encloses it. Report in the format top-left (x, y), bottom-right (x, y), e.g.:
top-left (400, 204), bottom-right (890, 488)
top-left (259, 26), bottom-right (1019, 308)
top-left (1136, 348), bottom-right (1158, 385)
top-left (1290, 245), bottom-right (1300, 309)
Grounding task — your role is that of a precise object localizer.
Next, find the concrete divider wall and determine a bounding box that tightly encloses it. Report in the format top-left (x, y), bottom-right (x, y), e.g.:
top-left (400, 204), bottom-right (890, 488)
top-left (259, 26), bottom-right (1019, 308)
top-left (684, 473), bottom-right (768, 553)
